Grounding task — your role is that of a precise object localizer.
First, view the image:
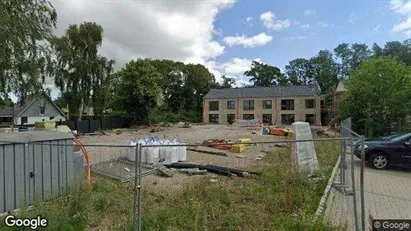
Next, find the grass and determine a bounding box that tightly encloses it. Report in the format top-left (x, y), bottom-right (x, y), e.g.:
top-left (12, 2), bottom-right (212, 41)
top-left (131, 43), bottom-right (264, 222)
top-left (0, 139), bottom-right (345, 231)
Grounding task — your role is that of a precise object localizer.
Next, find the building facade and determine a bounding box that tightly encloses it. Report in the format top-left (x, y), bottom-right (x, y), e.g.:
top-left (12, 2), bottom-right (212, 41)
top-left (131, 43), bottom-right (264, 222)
top-left (203, 85), bottom-right (322, 125)
top-left (0, 93), bottom-right (66, 125)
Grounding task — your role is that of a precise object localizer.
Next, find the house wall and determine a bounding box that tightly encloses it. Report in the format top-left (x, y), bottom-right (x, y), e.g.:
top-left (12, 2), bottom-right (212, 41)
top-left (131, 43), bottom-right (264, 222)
top-left (17, 96), bottom-right (65, 125)
top-left (203, 96), bottom-right (322, 125)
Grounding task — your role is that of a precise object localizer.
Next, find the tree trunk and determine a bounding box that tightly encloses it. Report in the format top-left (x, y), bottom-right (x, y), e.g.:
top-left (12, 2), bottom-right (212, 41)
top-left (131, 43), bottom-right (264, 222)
top-left (78, 97), bottom-right (84, 121)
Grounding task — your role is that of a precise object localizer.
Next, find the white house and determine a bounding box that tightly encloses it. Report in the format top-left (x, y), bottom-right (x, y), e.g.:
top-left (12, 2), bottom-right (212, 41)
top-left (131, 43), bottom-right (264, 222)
top-left (0, 93), bottom-right (66, 125)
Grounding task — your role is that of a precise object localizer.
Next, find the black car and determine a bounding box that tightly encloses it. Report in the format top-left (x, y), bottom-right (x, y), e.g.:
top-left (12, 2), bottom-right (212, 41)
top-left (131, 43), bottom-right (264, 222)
top-left (353, 133), bottom-right (411, 169)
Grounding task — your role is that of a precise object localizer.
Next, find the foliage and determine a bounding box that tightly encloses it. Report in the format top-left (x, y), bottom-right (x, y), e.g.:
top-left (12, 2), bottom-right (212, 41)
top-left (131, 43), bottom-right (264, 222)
top-left (245, 61), bottom-right (287, 87)
top-left (146, 59), bottom-right (216, 123)
top-left (49, 22), bottom-right (115, 120)
top-left (0, 140), bottom-right (343, 231)
top-left (0, 97), bottom-right (14, 107)
top-left (340, 56), bottom-right (411, 137)
top-left (111, 59), bottom-right (163, 123)
top-left (220, 75), bottom-right (236, 88)
top-left (334, 43), bottom-right (371, 79)
top-left (285, 58), bottom-right (315, 85)
top-left (0, 0), bottom-right (57, 102)
top-left (309, 50), bottom-right (339, 94)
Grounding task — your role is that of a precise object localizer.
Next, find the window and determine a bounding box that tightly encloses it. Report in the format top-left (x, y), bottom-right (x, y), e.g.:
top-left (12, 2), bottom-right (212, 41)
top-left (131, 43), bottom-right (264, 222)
top-left (227, 114), bottom-right (235, 124)
top-left (39, 106), bottom-right (46, 114)
top-left (243, 114), bottom-right (254, 120)
top-left (281, 100), bottom-right (294, 110)
top-left (305, 99), bottom-right (315, 109)
top-left (263, 114), bottom-right (272, 124)
top-left (281, 114), bottom-right (295, 125)
top-left (209, 114), bottom-right (219, 123)
top-left (21, 117), bottom-right (28, 124)
top-left (243, 100), bottom-right (254, 110)
top-left (227, 101), bottom-right (236, 109)
top-left (209, 101), bottom-right (219, 111)
top-left (50, 117), bottom-right (55, 120)
top-left (305, 114), bottom-right (316, 125)
top-left (263, 100), bottom-right (272, 109)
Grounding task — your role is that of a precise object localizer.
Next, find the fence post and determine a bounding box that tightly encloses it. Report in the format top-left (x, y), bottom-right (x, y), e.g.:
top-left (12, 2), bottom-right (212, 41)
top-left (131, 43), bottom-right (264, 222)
top-left (137, 143), bottom-right (143, 231)
top-left (133, 144), bottom-right (141, 231)
top-left (350, 136), bottom-right (359, 231)
top-left (360, 136), bottom-right (366, 231)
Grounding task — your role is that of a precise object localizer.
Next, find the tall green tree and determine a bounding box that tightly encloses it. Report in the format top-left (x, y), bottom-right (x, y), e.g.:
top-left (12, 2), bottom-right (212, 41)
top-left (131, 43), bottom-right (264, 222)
top-left (49, 22), bottom-right (115, 120)
top-left (310, 50), bottom-right (339, 94)
top-left (340, 56), bottom-right (411, 137)
top-left (244, 61), bottom-right (285, 87)
top-left (334, 43), bottom-right (371, 79)
top-left (112, 59), bottom-right (162, 123)
top-left (382, 41), bottom-right (411, 66)
top-left (220, 75), bottom-right (236, 88)
top-left (284, 58), bottom-right (314, 85)
top-left (0, 0), bottom-right (57, 102)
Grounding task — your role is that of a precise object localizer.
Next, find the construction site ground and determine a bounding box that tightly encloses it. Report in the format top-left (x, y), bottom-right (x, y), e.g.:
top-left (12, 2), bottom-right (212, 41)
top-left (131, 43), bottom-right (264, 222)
top-left (78, 124), bottom-right (289, 194)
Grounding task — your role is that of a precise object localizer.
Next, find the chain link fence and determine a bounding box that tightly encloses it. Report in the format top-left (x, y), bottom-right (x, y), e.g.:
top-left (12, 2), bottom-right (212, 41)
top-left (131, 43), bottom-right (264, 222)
top-left (0, 128), bottom-right (355, 230)
top-left (325, 117), bottom-right (366, 231)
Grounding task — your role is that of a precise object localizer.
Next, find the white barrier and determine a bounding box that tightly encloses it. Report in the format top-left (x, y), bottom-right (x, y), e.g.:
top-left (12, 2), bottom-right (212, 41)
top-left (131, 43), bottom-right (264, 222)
top-left (127, 136), bottom-right (187, 164)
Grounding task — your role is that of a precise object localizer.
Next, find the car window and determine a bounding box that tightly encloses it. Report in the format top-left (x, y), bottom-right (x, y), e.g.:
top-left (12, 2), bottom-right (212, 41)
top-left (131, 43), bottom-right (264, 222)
top-left (390, 134), bottom-right (411, 142)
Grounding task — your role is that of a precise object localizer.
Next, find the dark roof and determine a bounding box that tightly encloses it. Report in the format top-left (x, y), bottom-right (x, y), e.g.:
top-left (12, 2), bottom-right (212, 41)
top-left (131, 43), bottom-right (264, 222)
top-left (203, 84), bottom-right (321, 99)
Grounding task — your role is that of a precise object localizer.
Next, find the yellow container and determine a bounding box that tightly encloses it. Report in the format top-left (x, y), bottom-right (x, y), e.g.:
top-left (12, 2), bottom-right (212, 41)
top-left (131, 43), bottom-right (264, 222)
top-left (236, 138), bottom-right (252, 144)
top-left (35, 121), bottom-right (56, 130)
top-left (230, 144), bottom-right (246, 153)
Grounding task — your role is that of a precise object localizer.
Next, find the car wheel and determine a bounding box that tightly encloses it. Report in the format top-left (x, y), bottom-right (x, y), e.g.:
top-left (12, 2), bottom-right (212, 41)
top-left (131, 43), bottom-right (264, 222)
top-left (370, 153), bottom-right (389, 170)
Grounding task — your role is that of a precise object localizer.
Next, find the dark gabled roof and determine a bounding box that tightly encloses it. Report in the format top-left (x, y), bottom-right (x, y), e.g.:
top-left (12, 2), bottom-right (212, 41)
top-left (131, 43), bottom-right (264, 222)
top-left (0, 92), bottom-right (64, 117)
top-left (204, 84), bottom-right (321, 99)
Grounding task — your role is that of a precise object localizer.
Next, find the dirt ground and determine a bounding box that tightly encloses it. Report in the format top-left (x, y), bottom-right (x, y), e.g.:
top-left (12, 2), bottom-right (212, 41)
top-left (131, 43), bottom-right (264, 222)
top-left (78, 124), bottom-right (288, 194)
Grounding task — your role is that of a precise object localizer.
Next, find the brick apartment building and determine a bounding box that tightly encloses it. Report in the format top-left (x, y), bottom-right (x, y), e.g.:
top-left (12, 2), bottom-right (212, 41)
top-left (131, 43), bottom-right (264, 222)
top-left (203, 84), bottom-right (322, 125)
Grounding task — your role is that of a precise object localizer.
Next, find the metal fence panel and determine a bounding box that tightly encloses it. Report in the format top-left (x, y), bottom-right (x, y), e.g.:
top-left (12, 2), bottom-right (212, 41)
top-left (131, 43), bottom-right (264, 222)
top-left (90, 120), bottom-right (101, 133)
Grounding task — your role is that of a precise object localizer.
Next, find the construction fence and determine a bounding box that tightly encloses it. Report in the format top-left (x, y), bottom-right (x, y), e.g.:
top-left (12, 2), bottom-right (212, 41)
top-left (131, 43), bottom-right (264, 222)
top-left (0, 126), bottom-right (368, 230)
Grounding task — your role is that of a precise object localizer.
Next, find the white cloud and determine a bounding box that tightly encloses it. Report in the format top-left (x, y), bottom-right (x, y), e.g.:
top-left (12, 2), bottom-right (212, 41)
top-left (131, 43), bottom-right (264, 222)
top-left (223, 33), bottom-right (273, 48)
top-left (246, 16), bottom-right (253, 22)
top-left (285, 35), bottom-right (308, 41)
top-left (300, 24), bottom-right (310, 30)
top-left (390, 0), bottom-right (411, 35)
top-left (304, 9), bottom-right (316, 15)
top-left (260, 11), bottom-right (291, 31)
top-left (293, 20), bottom-right (301, 25)
top-left (373, 24), bottom-right (381, 31)
top-left (318, 22), bottom-right (330, 28)
top-left (206, 58), bottom-right (261, 84)
top-left (50, 0), bottom-right (236, 70)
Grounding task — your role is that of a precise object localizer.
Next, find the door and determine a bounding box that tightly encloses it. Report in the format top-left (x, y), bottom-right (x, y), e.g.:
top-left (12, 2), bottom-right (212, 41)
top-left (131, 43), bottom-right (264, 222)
top-left (402, 139), bottom-right (411, 166)
top-left (227, 114), bottom-right (235, 124)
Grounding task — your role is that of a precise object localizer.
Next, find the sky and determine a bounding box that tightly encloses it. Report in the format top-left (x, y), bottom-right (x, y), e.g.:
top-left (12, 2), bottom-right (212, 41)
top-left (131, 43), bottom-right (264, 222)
top-left (11, 0), bottom-right (411, 101)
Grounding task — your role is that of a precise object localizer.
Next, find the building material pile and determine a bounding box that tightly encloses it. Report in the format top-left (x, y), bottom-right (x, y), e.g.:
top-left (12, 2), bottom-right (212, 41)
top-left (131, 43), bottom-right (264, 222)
top-left (202, 139), bottom-right (232, 150)
top-left (128, 136), bottom-right (187, 164)
top-left (165, 163), bottom-right (261, 178)
top-left (268, 126), bottom-right (293, 137)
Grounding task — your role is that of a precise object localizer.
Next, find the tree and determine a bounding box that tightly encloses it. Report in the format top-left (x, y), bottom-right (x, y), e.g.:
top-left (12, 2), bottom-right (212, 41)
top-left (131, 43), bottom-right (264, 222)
top-left (285, 58), bottom-right (314, 85)
top-left (244, 61), bottom-right (284, 87)
top-left (49, 22), bottom-right (115, 120)
top-left (334, 43), bottom-right (371, 79)
top-left (382, 41), bottom-right (411, 66)
top-left (340, 56), bottom-right (411, 137)
top-left (0, 0), bottom-right (57, 101)
top-left (112, 59), bottom-right (162, 123)
top-left (310, 50), bottom-right (339, 94)
top-left (221, 75), bottom-right (236, 88)
top-left (0, 97), bottom-right (14, 107)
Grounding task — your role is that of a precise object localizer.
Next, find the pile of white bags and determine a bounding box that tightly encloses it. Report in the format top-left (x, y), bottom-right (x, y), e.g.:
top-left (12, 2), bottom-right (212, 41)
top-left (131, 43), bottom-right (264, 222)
top-left (127, 136), bottom-right (187, 164)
